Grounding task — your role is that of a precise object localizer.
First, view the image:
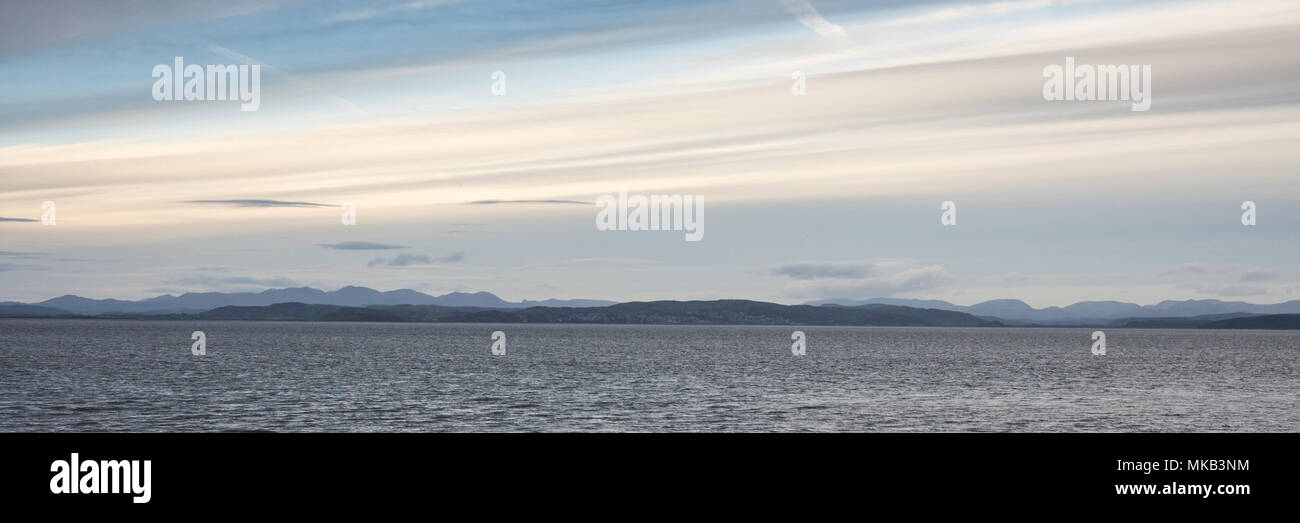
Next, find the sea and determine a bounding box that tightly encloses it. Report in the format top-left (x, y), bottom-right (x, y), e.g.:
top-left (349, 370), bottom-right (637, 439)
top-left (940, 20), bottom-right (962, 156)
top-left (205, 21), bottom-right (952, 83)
top-left (1, 319), bottom-right (1296, 432)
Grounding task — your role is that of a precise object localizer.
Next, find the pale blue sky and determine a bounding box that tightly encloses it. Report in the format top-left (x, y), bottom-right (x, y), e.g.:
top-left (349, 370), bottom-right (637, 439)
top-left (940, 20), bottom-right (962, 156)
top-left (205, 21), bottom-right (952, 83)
top-left (2, 0), bottom-right (1298, 306)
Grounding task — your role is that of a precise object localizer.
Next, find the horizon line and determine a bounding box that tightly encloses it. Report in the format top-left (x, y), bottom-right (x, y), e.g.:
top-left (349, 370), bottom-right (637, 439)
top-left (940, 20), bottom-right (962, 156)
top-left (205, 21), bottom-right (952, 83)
top-left (7, 285), bottom-right (1300, 310)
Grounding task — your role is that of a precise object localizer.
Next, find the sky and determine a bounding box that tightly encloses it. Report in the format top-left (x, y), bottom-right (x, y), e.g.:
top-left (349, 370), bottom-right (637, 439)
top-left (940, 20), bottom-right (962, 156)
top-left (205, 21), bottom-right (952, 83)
top-left (1, 0), bottom-right (1298, 306)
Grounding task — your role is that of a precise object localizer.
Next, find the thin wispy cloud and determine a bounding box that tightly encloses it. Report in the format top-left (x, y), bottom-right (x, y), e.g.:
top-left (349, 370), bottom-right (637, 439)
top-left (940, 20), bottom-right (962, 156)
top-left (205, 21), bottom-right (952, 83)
top-left (1160, 263), bottom-right (1285, 283)
top-left (1155, 264), bottom-right (1291, 299)
top-left (0, 263), bottom-right (47, 272)
top-left (1241, 269), bottom-right (1282, 282)
top-left (0, 0), bottom-right (283, 56)
top-left (438, 251), bottom-right (466, 263)
top-left (368, 251), bottom-right (465, 267)
top-left (319, 241), bottom-right (408, 250)
top-left (779, 0), bottom-right (846, 38)
top-left (772, 262), bottom-right (875, 280)
top-left (208, 44), bottom-right (369, 116)
top-left (164, 275), bottom-right (299, 287)
top-left (1181, 283), bottom-right (1269, 297)
top-left (328, 0), bottom-right (460, 23)
top-left (565, 257), bottom-right (658, 265)
top-left (207, 44), bottom-right (270, 69)
top-left (184, 199), bottom-right (332, 208)
top-left (466, 199), bottom-right (589, 205)
top-left (0, 217), bottom-right (39, 222)
top-left (784, 264), bottom-right (956, 299)
top-left (882, 0), bottom-right (1063, 27)
top-left (1164, 263), bottom-right (1210, 275)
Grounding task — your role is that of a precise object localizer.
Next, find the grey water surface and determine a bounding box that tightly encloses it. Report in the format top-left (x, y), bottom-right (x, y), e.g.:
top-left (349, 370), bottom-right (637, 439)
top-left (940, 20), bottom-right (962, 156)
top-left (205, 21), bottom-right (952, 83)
top-left (1, 319), bottom-right (1296, 432)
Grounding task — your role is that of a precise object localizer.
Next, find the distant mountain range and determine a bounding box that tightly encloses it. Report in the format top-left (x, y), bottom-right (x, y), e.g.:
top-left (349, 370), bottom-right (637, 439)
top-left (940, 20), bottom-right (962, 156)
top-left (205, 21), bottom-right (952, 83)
top-left (0, 286), bottom-right (615, 315)
top-left (808, 297), bottom-right (1300, 324)
top-left (2, 288), bottom-right (1300, 329)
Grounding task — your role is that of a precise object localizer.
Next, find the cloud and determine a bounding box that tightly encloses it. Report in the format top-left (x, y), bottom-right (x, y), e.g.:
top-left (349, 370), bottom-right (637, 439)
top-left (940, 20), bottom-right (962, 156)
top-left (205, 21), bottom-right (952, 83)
top-left (1159, 264), bottom-right (1290, 298)
top-left (222, 276), bottom-right (298, 287)
top-left (164, 275), bottom-right (299, 287)
top-left (882, 0), bottom-right (1062, 27)
top-left (866, 265), bottom-right (955, 295)
top-left (772, 262), bottom-right (874, 280)
top-left (0, 263), bottom-right (46, 272)
top-left (779, 0), bottom-right (846, 38)
top-left (318, 241), bottom-right (408, 250)
top-left (1162, 263), bottom-right (1287, 283)
top-left (1165, 263), bottom-right (1210, 275)
top-left (784, 264), bottom-right (955, 299)
top-left (328, 0), bottom-right (461, 23)
top-left (466, 199), bottom-right (588, 205)
top-left (208, 44), bottom-right (369, 116)
top-left (1001, 272), bottom-right (1029, 284)
top-left (0, 0), bottom-right (284, 57)
top-left (183, 199), bottom-right (331, 208)
top-left (442, 222), bottom-right (500, 235)
top-left (435, 252), bottom-right (466, 263)
top-left (1182, 283), bottom-right (1269, 297)
top-left (0, 251), bottom-right (43, 257)
top-left (564, 257), bottom-right (658, 265)
top-left (1240, 269), bottom-right (1281, 282)
top-left (0, 217), bottom-right (39, 222)
top-left (368, 251), bottom-right (465, 267)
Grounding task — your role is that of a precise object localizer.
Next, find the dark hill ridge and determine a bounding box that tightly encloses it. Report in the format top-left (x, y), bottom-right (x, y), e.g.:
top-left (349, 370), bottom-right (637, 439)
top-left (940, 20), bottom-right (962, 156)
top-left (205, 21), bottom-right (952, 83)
top-left (197, 302), bottom-right (406, 322)
top-left (429, 300), bottom-right (1002, 326)
top-left (809, 297), bottom-right (1300, 323)
top-left (5, 292), bottom-right (1300, 329)
top-left (13, 287), bottom-right (1300, 324)
top-left (1107, 313), bottom-right (1300, 329)
top-left (126, 300), bottom-right (1002, 327)
top-left (1115, 313), bottom-right (1256, 328)
top-left (0, 304), bottom-right (73, 317)
top-left (1203, 314), bottom-right (1300, 330)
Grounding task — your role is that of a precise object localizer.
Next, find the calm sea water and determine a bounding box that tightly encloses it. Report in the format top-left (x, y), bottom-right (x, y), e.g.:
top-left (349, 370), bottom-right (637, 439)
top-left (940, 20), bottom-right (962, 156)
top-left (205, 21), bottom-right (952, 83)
top-left (1, 319), bottom-right (1296, 432)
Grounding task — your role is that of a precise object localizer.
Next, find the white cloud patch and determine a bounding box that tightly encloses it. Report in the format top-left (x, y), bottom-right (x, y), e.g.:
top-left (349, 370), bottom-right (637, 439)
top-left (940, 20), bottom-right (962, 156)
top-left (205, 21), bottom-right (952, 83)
top-left (368, 251), bottom-right (465, 267)
top-left (779, 0), bottom-right (846, 38)
top-left (780, 263), bottom-right (954, 299)
top-left (880, 0), bottom-right (1063, 27)
top-left (1161, 263), bottom-right (1291, 298)
top-left (771, 262), bottom-right (874, 280)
